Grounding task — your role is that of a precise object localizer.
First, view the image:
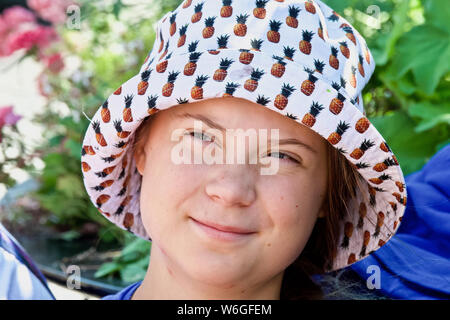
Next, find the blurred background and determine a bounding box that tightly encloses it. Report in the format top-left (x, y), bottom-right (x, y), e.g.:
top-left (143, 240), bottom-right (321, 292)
top-left (0, 0), bottom-right (448, 299)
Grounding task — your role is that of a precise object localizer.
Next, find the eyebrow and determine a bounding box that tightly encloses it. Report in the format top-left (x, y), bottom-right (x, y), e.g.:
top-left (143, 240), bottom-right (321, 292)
top-left (176, 112), bottom-right (317, 154)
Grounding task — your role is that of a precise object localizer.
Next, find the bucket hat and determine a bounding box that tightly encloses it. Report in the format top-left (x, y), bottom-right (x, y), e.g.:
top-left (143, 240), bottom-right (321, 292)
top-left (81, 0), bottom-right (407, 272)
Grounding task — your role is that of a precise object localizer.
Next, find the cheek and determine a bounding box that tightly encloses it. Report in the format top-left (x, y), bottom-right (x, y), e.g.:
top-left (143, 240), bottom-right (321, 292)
top-left (138, 148), bottom-right (206, 237)
top-left (259, 176), bottom-right (325, 263)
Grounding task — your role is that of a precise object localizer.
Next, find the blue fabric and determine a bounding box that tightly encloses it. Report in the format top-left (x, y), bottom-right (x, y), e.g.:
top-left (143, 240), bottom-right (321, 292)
top-left (349, 143), bottom-right (450, 299)
top-left (0, 223), bottom-right (55, 300)
top-left (102, 281), bottom-right (142, 300)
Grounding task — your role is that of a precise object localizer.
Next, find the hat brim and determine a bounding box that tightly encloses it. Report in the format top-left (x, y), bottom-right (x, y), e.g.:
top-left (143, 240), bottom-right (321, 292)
top-left (81, 48), bottom-right (407, 271)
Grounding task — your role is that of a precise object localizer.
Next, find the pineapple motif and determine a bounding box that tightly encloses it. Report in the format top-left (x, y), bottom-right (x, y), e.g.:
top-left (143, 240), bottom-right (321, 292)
top-left (342, 26), bottom-right (356, 45)
top-left (328, 11), bottom-right (339, 22)
top-left (178, 24), bottom-right (189, 47)
top-left (137, 69), bottom-right (152, 95)
top-left (301, 67), bottom-right (318, 96)
top-left (217, 34), bottom-right (230, 49)
top-left (302, 101), bottom-right (323, 127)
top-left (239, 49), bottom-right (254, 64)
top-left (350, 66), bottom-right (357, 88)
top-left (253, 0), bottom-right (269, 19)
top-left (95, 165), bottom-right (116, 179)
top-left (244, 68), bottom-right (265, 92)
top-left (159, 41), bottom-right (169, 61)
top-left (267, 20), bottom-right (282, 43)
top-left (147, 95), bottom-right (159, 115)
top-left (357, 202), bottom-right (367, 229)
top-left (350, 139), bottom-right (375, 159)
top-left (191, 75), bottom-right (209, 99)
top-left (96, 194), bottom-right (110, 209)
top-left (329, 82), bottom-right (346, 114)
top-left (317, 21), bottom-right (324, 40)
top-left (395, 181), bottom-right (404, 192)
top-left (122, 94), bottom-right (134, 122)
top-left (305, 0), bottom-right (316, 14)
top-left (113, 119), bottom-right (131, 139)
top-left (220, 0), bottom-right (233, 18)
top-left (347, 253), bottom-right (356, 265)
top-left (373, 157), bottom-right (398, 172)
top-left (283, 46), bottom-right (295, 61)
top-left (81, 145), bottom-right (96, 156)
top-left (203, 16), bottom-right (216, 38)
top-left (182, 0), bottom-right (192, 9)
top-left (271, 55), bottom-right (286, 78)
top-left (177, 98), bottom-right (189, 104)
top-left (213, 58), bottom-right (234, 81)
top-left (299, 30), bottom-right (314, 54)
top-left (274, 83), bottom-right (295, 110)
top-left (373, 211), bottom-right (385, 237)
top-left (313, 59), bottom-right (325, 74)
top-left (234, 14), bottom-right (249, 37)
top-left (113, 86), bottom-right (122, 95)
top-left (369, 173), bottom-right (392, 185)
top-left (184, 41), bottom-right (202, 76)
top-left (256, 95), bottom-right (271, 106)
top-left (169, 13), bottom-right (177, 36)
top-left (380, 142), bottom-right (391, 152)
top-left (329, 46), bottom-right (339, 69)
top-left (101, 100), bottom-right (110, 123)
top-left (286, 113), bottom-right (298, 120)
top-left (82, 161), bottom-right (91, 172)
top-left (222, 82), bottom-right (240, 97)
top-left (158, 30), bottom-right (164, 53)
top-left (123, 212), bottom-right (134, 230)
top-left (339, 41), bottom-right (349, 59)
top-left (250, 38), bottom-right (263, 51)
top-left (327, 121), bottom-right (350, 145)
top-left (162, 71), bottom-right (180, 97)
top-left (358, 54), bottom-right (365, 77)
top-left (92, 120), bottom-right (107, 147)
top-left (191, 2), bottom-right (204, 23)
top-left (355, 117), bottom-right (370, 133)
top-left (156, 53), bottom-right (172, 73)
top-left (286, 5), bottom-right (301, 28)
top-left (359, 230), bottom-right (370, 257)
top-left (341, 222), bottom-right (354, 249)
top-left (364, 43), bottom-right (371, 64)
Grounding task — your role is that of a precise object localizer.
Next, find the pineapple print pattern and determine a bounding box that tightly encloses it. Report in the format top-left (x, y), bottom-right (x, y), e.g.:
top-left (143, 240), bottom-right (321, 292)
top-left (81, 0), bottom-right (406, 272)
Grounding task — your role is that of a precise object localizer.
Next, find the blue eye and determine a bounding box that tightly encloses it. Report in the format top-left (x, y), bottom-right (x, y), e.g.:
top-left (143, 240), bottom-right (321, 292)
top-left (188, 130), bottom-right (214, 142)
top-left (267, 152), bottom-right (299, 163)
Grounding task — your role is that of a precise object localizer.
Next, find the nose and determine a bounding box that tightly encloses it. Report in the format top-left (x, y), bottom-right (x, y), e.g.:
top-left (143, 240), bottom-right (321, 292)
top-left (205, 165), bottom-right (257, 207)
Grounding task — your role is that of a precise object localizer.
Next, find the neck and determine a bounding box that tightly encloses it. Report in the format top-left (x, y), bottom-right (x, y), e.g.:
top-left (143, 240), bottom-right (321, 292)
top-left (132, 244), bottom-right (283, 300)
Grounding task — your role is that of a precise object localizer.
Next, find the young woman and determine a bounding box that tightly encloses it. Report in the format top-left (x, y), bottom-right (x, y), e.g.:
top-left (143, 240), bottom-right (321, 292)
top-left (81, 0), bottom-right (407, 299)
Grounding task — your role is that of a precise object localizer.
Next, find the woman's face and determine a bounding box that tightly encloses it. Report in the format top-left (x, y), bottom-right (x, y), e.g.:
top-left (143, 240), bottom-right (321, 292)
top-left (134, 97), bottom-right (328, 291)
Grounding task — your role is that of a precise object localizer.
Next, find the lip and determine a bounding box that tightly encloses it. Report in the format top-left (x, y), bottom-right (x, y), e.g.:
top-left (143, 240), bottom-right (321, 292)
top-left (189, 217), bottom-right (257, 242)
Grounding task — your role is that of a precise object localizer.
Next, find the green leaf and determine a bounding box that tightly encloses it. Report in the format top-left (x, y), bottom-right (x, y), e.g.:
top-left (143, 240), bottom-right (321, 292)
top-left (370, 111), bottom-right (443, 174)
top-left (408, 102), bottom-right (450, 132)
top-left (389, 25), bottom-right (450, 94)
top-left (56, 174), bottom-right (85, 198)
top-left (64, 139), bottom-right (82, 158)
top-left (423, 0), bottom-right (450, 33)
top-left (95, 262), bottom-right (121, 278)
top-left (120, 262), bottom-right (147, 283)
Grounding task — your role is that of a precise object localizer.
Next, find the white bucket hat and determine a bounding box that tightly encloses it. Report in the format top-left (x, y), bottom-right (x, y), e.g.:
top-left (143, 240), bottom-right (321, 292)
top-left (81, 0), bottom-right (407, 271)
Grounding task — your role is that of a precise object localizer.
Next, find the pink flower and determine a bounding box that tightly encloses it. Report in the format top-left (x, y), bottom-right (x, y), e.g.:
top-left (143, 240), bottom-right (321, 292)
top-left (44, 52), bottom-right (65, 73)
top-left (27, 0), bottom-right (75, 25)
top-left (3, 25), bottom-right (58, 55)
top-left (0, 106), bottom-right (22, 128)
top-left (1, 6), bottom-right (36, 29)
